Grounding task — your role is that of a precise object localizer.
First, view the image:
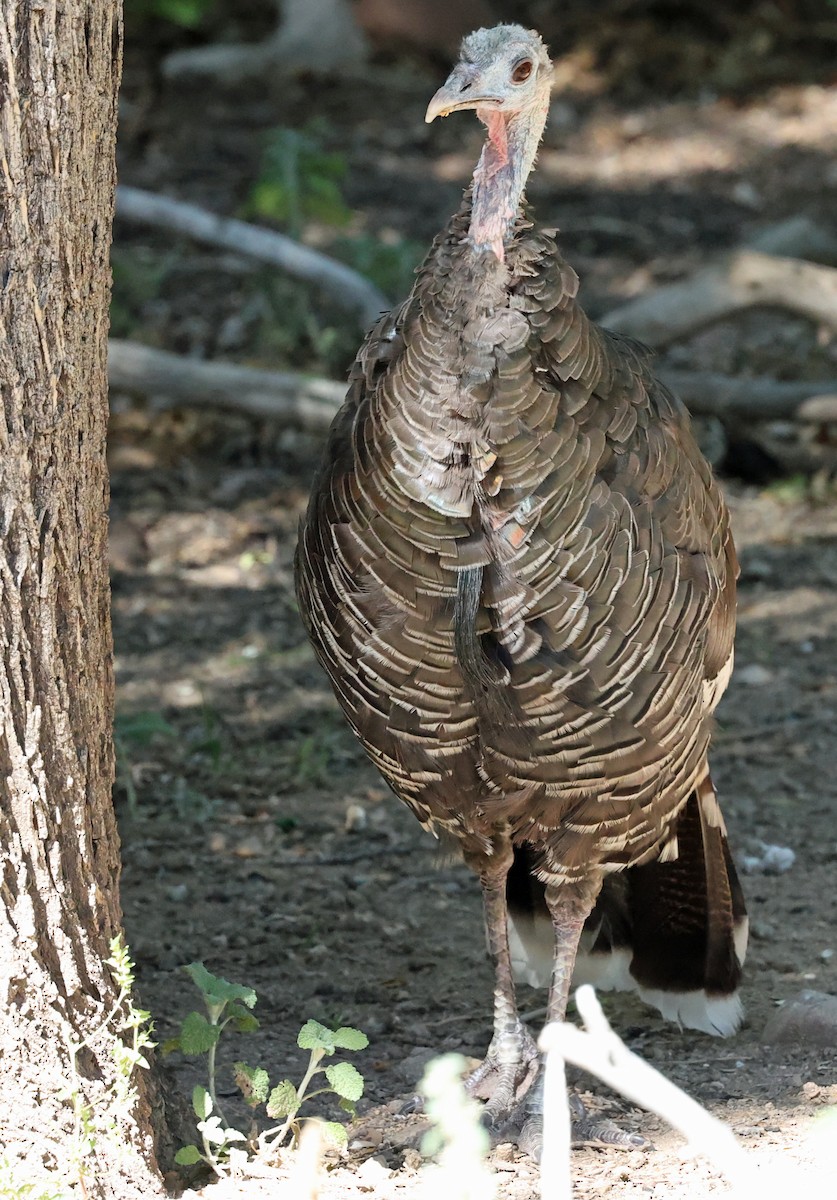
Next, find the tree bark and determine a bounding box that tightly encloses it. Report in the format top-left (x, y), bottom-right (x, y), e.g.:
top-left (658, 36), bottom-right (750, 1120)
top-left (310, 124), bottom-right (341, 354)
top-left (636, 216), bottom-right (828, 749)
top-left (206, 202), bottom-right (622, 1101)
top-left (0, 3), bottom-right (162, 1196)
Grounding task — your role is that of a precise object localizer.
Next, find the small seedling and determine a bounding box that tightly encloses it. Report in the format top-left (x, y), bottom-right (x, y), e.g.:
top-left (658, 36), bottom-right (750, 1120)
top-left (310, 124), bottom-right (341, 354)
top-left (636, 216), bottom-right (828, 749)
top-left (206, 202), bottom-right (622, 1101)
top-left (170, 963), bottom-right (368, 1175)
top-left (63, 938), bottom-right (156, 1192)
top-left (244, 122), bottom-right (351, 237)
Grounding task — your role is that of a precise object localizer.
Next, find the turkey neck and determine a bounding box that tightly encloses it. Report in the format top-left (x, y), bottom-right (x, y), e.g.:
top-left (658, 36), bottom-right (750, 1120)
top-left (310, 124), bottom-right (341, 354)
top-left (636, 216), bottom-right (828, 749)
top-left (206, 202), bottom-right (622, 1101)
top-left (469, 95), bottom-right (550, 261)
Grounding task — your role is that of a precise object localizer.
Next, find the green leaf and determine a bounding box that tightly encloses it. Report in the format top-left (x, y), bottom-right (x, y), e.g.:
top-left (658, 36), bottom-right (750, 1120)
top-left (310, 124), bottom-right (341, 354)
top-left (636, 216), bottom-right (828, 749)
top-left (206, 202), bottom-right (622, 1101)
top-left (161, 1036), bottom-right (182, 1056)
top-left (184, 962), bottom-right (258, 1009)
top-left (319, 1121), bottom-right (348, 1149)
top-left (331, 1027), bottom-right (369, 1051)
top-left (339, 1097), bottom-right (357, 1116)
top-left (115, 709), bottom-right (175, 746)
top-left (180, 1011), bottom-right (221, 1055)
top-left (297, 1019), bottom-right (335, 1054)
top-left (197, 1115), bottom-right (227, 1146)
top-left (228, 1003), bottom-right (260, 1033)
top-left (174, 1145), bottom-right (203, 1165)
top-left (192, 1085), bottom-right (212, 1120)
top-left (234, 1061), bottom-right (270, 1107)
top-left (325, 1061), bottom-right (364, 1103)
top-left (266, 1079), bottom-right (300, 1119)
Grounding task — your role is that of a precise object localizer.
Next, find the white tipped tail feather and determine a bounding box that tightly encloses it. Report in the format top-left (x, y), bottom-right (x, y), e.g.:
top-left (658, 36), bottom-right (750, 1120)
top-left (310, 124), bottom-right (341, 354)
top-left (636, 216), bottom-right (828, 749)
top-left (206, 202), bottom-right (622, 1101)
top-left (508, 909), bottom-right (748, 1036)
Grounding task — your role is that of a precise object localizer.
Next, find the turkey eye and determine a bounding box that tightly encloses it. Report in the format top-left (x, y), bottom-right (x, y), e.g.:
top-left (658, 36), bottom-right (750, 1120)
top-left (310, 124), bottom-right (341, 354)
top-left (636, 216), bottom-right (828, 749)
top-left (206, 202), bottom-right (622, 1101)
top-left (511, 59), bottom-right (533, 84)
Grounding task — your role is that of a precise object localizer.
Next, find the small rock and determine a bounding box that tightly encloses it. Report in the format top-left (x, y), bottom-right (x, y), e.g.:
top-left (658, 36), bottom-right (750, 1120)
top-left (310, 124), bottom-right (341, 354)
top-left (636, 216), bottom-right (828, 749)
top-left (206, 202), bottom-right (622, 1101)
top-left (763, 990), bottom-right (837, 1046)
top-left (401, 1147), bottom-right (423, 1171)
top-left (740, 842), bottom-right (795, 874)
top-left (397, 1046), bottom-right (438, 1086)
top-left (357, 1155), bottom-right (391, 1183)
top-left (751, 919), bottom-right (776, 940)
top-left (493, 1142), bottom-right (516, 1162)
top-left (802, 1081), bottom-right (822, 1099)
top-left (345, 802), bottom-right (368, 833)
top-left (735, 663), bottom-right (774, 686)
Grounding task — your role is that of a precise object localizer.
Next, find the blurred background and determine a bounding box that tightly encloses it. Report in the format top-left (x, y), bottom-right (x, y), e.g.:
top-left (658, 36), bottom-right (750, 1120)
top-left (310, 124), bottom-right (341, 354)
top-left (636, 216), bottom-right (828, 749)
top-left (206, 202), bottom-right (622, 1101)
top-left (111, 3), bottom-right (837, 1191)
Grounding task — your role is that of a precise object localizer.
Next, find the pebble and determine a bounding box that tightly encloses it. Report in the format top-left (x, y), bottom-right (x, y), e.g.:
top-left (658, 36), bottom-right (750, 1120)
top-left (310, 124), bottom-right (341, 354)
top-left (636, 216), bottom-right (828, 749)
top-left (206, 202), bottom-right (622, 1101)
top-left (740, 842), bottom-right (795, 874)
top-left (357, 1155), bottom-right (391, 1183)
top-left (763, 989), bottom-right (837, 1046)
top-left (397, 1046), bottom-right (439, 1086)
top-left (345, 802), bottom-right (367, 833)
top-left (735, 663), bottom-right (774, 686)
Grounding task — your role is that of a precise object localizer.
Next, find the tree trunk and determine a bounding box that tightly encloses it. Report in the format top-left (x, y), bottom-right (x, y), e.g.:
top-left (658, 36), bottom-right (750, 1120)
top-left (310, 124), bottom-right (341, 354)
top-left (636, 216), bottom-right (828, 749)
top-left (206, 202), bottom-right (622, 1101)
top-left (0, 3), bottom-right (162, 1196)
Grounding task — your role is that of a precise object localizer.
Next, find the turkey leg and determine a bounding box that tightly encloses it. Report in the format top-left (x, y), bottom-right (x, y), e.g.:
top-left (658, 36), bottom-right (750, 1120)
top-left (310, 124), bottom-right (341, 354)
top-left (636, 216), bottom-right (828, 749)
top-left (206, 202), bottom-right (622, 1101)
top-left (517, 874), bottom-right (648, 1155)
top-left (464, 845), bottom-right (540, 1120)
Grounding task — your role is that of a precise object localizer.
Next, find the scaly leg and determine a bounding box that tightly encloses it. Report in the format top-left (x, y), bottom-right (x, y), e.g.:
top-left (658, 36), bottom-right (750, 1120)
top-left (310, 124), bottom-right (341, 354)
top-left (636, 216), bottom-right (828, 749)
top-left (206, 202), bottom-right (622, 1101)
top-left (464, 844), bottom-right (540, 1122)
top-left (518, 875), bottom-right (648, 1156)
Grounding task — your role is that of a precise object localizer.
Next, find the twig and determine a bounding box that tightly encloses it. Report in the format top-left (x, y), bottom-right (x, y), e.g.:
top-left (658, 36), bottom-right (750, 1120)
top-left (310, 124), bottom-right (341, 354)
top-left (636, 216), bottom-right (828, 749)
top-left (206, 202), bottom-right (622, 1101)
top-left (540, 986), bottom-right (760, 1196)
top-left (602, 250), bottom-right (837, 349)
top-left (115, 186), bottom-right (388, 327)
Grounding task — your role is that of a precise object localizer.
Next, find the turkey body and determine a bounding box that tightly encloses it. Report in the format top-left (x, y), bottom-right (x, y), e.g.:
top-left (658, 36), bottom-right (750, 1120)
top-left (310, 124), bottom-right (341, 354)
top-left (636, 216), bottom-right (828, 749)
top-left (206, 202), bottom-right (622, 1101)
top-left (296, 157), bottom-right (746, 1133)
top-left (297, 200), bottom-right (736, 885)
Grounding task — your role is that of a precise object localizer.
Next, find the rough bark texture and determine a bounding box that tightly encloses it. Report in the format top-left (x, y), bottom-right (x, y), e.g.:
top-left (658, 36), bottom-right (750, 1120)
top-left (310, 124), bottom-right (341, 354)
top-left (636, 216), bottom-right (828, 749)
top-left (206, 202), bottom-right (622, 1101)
top-left (0, 3), bottom-right (162, 1195)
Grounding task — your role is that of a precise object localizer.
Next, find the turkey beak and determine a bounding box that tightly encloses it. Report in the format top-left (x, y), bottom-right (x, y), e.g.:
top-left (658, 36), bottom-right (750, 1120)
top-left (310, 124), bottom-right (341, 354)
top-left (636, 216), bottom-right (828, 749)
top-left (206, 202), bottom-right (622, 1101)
top-left (425, 67), bottom-right (498, 123)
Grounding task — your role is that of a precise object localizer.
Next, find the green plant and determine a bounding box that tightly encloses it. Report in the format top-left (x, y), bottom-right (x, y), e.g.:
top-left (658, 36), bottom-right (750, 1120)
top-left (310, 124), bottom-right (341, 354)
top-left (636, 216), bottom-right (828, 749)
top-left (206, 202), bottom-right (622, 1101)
top-left (244, 122), bottom-right (351, 237)
top-left (124, 0), bottom-right (215, 29)
top-left (189, 704), bottom-right (225, 773)
top-left (331, 232), bottom-right (423, 300)
top-left (419, 1054), bottom-right (496, 1200)
top-left (114, 709), bottom-right (175, 814)
top-left (63, 938), bottom-right (156, 1192)
top-left (109, 247), bottom-right (174, 340)
top-left (169, 964), bottom-right (368, 1175)
top-left (0, 1156), bottom-right (68, 1200)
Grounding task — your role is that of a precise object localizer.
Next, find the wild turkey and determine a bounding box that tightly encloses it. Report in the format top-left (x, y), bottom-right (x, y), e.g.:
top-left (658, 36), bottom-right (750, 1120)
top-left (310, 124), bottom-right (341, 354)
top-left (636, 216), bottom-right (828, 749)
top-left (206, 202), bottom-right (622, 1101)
top-left (295, 23), bottom-right (747, 1147)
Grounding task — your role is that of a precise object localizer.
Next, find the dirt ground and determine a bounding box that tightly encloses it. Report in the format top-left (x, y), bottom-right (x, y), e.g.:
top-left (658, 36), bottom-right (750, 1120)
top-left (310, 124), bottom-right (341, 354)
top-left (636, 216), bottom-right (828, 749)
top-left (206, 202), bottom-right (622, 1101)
top-left (111, 23), bottom-right (837, 1199)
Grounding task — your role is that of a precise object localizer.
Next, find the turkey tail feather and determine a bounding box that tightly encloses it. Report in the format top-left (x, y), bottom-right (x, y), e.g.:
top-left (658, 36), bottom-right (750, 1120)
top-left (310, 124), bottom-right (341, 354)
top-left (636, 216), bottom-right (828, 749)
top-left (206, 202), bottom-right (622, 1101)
top-left (507, 778), bottom-right (747, 1036)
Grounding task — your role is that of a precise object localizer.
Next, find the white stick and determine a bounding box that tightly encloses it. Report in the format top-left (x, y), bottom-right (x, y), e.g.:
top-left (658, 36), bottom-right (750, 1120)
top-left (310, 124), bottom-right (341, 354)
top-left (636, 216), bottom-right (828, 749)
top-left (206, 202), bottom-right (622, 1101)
top-left (115, 186), bottom-right (389, 328)
top-left (540, 1039), bottom-right (572, 1200)
top-left (540, 987), bottom-right (759, 1193)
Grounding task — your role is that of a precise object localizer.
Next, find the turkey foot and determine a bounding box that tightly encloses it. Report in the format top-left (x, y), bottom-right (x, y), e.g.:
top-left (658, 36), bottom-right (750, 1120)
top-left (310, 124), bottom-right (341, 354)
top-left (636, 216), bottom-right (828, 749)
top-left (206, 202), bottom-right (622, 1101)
top-left (464, 1019), bottom-right (540, 1122)
top-left (500, 1083), bottom-right (651, 1158)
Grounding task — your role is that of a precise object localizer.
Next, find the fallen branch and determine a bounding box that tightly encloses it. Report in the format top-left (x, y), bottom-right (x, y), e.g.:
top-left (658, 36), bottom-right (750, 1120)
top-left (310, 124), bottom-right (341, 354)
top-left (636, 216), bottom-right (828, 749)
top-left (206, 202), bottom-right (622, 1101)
top-left (747, 216), bottom-right (837, 265)
top-left (797, 394), bottom-right (837, 423)
top-left (115, 186), bottom-right (389, 329)
top-left (162, 0), bottom-right (367, 83)
top-left (540, 986), bottom-right (760, 1199)
top-left (602, 250), bottom-right (837, 349)
top-left (108, 339), bottom-right (344, 429)
top-left (109, 338), bottom-right (837, 431)
top-left (658, 370), bottom-right (837, 422)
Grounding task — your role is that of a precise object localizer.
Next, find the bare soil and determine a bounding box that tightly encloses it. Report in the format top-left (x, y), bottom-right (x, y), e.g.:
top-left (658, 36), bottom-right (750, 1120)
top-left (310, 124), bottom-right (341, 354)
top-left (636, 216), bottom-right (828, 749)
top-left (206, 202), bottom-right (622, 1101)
top-left (112, 31), bottom-right (837, 1199)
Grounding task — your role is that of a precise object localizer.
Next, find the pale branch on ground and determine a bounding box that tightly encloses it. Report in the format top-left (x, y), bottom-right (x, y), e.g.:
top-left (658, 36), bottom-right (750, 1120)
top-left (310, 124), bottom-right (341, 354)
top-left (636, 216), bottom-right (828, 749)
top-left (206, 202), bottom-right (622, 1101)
top-left (108, 338), bottom-right (837, 432)
top-left (540, 986), bottom-right (760, 1199)
top-left (115, 186), bottom-right (389, 328)
top-left (108, 339), bottom-right (345, 429)
top-left (602, 250), bottom-right (837, 349)
top-left (162, 0), bottom-right (367, 83)
top-left (657, 371), bottom-right (837, 422)
top-left (746, 216), bottom-right (837, 265)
